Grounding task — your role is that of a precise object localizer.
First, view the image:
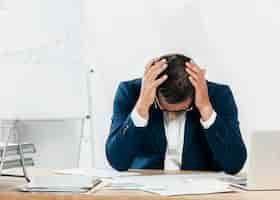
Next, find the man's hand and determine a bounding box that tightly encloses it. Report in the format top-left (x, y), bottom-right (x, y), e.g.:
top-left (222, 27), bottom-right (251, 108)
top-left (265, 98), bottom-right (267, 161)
top-left (135, 58), bottom-right (168, 120)
top-left (186, 62), bottom-right (214, 121)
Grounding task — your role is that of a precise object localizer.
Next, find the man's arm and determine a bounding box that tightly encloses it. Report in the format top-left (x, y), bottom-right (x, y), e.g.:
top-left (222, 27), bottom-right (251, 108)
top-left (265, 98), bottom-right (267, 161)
top-left (203, 86), bottom-right (247, 174)
top-left (106, 58), bottom-right (168, 171)
top-left (186, 62), bottom-right (247, 174)
top-left (106, 82), bottom-right (147, 171)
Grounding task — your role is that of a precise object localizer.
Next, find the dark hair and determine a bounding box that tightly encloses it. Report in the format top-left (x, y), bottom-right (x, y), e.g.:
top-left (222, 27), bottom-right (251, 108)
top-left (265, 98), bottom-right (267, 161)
top-left (156, 53), bottom-right (194, 104)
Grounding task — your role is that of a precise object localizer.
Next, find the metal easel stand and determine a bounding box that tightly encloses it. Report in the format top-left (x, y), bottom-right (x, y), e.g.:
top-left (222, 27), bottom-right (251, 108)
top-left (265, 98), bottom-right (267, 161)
top-left (77, 67), bottom-right (94, 168)
top-left (0, 120), bottom-right (30, 182)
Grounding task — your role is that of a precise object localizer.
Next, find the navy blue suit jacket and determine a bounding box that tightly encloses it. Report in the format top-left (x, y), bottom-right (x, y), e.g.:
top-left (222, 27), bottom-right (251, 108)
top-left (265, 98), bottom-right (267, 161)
top-left (106, 79), bottom-right (247, 174)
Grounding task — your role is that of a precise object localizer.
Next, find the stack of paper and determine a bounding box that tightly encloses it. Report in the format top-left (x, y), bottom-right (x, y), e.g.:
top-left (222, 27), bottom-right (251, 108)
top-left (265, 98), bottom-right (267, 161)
top-left (19, 175), bottom-right (101, 193)
top-left (110, 174), bottom-right (234, 196)
top-left (55, 168), bottom-right (140, 179)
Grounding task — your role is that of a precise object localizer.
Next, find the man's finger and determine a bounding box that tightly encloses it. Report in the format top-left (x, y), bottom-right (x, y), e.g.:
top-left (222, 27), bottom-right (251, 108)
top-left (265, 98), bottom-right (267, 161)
top-left (153, 74), bottom-right (168, 88)
top-left (186, 62), bottom-right (200, 73)
top-left (149, 62), bottom-right (168, 80)
top-left (145, 57), bottom-right (159, 74)
top-left (153, 59), bottom-right (167, 69)
top-left (189, 76), bottom-right (198, 88)
top-left (186, 68), bottom-right (199, 81)
top-left (145, 57), bottom-right (159, 69)
top-left (186, 64), bottom-right (206, 79)
top-left (146, 59), bottom-right (167, 77)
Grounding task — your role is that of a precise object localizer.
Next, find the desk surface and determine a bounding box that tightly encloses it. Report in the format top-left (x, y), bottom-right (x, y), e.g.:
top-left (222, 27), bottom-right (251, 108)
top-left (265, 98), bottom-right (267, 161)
top-left (0, 167), bottom-right (280, 200)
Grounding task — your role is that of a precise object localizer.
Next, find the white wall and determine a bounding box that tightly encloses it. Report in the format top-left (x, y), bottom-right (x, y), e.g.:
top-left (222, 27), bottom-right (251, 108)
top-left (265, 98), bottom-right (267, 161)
top-left (1, 0), bottom-right (280, 170)
top-left (85, 0), bottom-right (280, 170)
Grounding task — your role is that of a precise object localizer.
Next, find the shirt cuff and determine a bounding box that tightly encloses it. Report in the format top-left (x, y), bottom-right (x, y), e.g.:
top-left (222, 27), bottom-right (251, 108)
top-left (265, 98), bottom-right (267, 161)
top-left (200, 110), bottom-right (217, 129)
top-left (131, 108), bottom-right (148, 127)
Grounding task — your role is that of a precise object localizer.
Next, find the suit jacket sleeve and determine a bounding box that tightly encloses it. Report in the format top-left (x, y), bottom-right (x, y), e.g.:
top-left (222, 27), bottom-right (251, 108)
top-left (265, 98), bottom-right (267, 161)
top-left (106, 82), bottom-right (147, 171)
top-left (204, 86), bottom-right (247, 174)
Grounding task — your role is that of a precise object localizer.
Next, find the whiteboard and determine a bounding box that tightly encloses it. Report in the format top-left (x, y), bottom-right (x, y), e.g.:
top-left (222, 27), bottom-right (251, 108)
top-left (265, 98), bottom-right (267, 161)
top-left (0, 65), bottom-right (88, 119)
top-left (0, 0), bottom-right (86, 119)
top-left (0, 0), bottom-right (81, 54)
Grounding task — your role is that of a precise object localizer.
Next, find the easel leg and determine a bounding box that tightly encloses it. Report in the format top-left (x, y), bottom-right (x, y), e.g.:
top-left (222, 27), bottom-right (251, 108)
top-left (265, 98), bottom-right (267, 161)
top-left (0, 125), bottom-right (12, 175)
top-left (78, 118), bottom-right (85, 168)
top-left (14, 121), bottom-right (30, 182)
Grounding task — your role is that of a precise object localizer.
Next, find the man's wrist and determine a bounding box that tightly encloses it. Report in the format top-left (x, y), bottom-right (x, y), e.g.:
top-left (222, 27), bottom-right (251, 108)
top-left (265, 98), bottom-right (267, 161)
top-left (199, 103), bottom-right (214, 122)
top-left (131, 108), bottom-right (148, 127)
top-left (200, 110), bottom-right (217, 129)
top-left (135, 100), bottom-right (150, 120)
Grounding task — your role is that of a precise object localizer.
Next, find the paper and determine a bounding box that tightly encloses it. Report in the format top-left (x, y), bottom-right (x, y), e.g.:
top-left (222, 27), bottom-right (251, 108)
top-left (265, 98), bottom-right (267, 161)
top-left (110, 173), bottom-right (234, 196)
top-left (19, 174), bottom-right (101, 193)
top-left (19, 187), bottom-right (90, 193)
top-left (216, 173), bottom-right (247, 186)
top-left (55, 168), bottom-right (140, 179)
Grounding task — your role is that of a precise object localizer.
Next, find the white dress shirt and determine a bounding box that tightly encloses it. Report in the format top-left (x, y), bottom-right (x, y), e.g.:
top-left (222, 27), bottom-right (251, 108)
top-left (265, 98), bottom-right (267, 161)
top-left (131, 107), bottom-right (217, 170)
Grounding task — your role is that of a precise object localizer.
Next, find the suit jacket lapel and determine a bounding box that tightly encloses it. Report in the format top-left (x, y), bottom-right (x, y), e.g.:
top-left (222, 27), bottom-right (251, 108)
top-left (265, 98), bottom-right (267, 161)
top-left (149, 105), bottom-right (201, 162)
top-left (149, 105), bottom-right (167, 155)
top-left (181, 107), bottom-right (200, 168)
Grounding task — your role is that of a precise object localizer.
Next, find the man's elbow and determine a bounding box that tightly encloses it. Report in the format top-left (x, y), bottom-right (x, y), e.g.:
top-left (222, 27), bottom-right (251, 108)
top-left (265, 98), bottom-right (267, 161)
top-left (224, 145), bottom-right (247, 175)
top-left (105, 140), bottom-right (130, 171)
top-left (107, 158), bottom-right (129, 172)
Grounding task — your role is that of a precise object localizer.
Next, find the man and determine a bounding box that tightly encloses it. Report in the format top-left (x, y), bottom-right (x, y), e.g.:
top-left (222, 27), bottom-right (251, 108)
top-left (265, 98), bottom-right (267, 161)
top-left (106, 54), bottom-right (247, 174)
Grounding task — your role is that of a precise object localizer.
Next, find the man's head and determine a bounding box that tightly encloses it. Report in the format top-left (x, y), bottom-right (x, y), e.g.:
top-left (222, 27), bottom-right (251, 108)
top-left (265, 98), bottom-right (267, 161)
top-left (156, 53), bottom-right (194, 112)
